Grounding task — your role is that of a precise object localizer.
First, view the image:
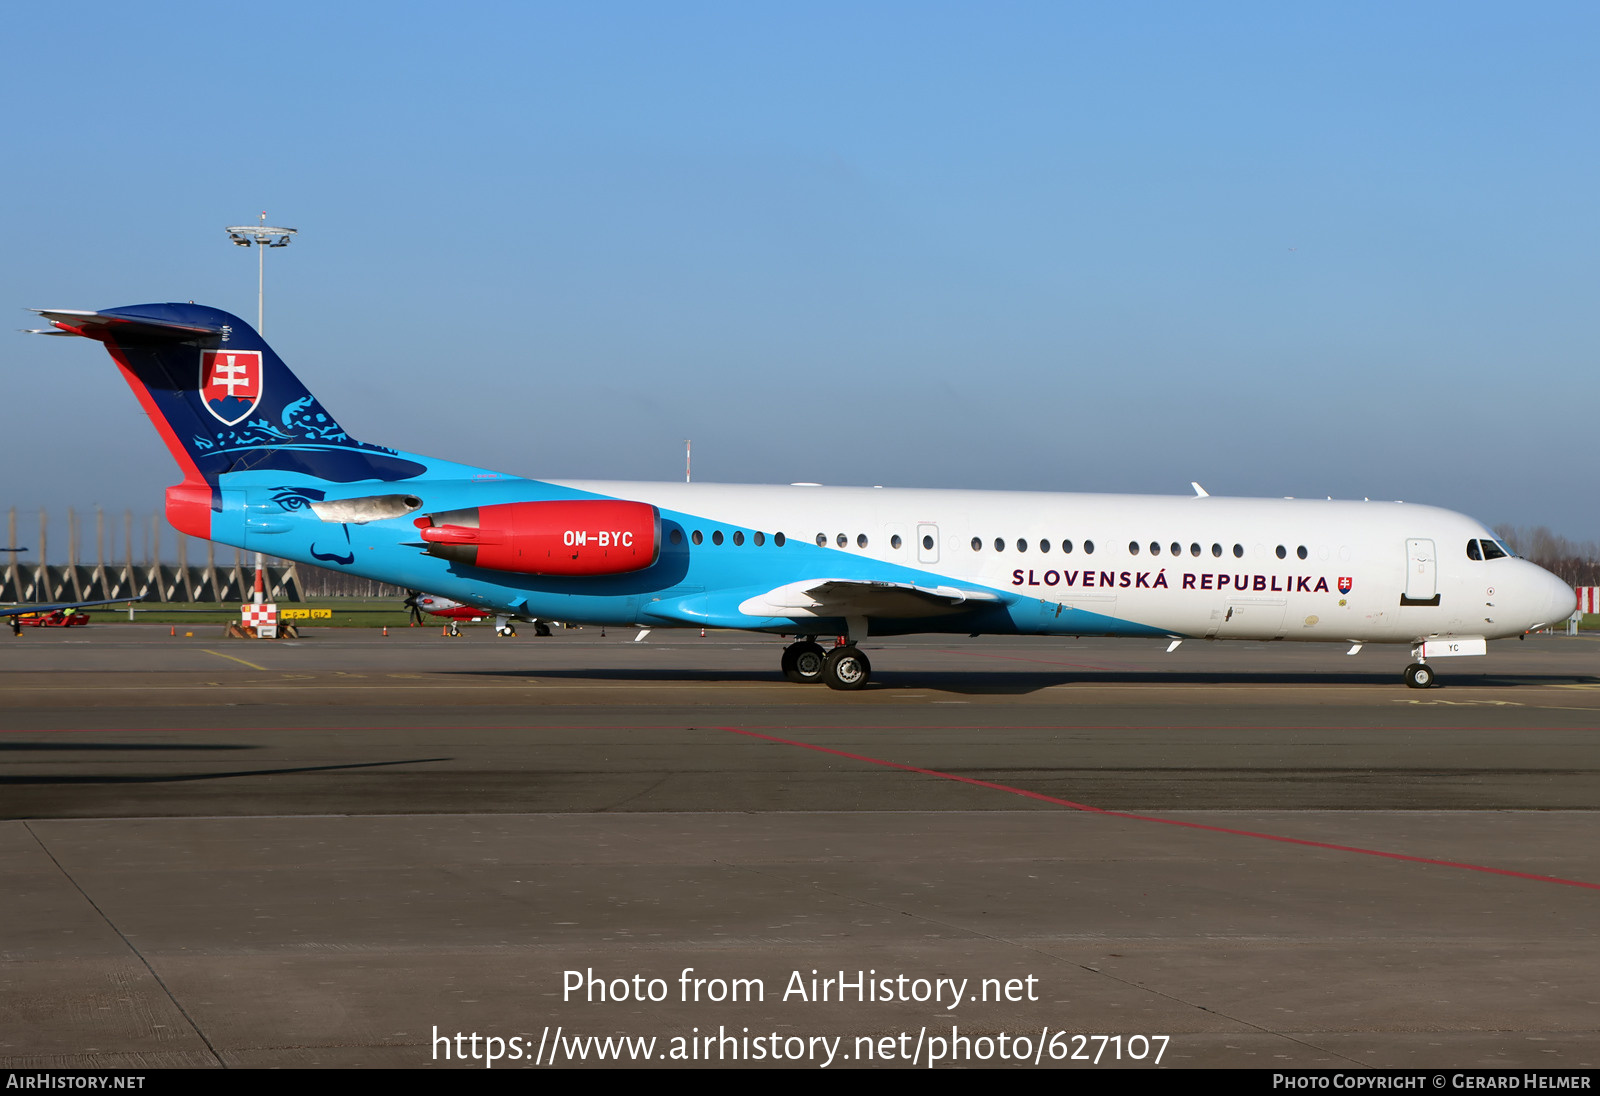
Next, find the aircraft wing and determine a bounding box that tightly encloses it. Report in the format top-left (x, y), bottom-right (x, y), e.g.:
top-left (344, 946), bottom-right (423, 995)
top-left (737, 578), bottom-right (1001, 620)
top-left (1, 598), bottom-right (137, 619)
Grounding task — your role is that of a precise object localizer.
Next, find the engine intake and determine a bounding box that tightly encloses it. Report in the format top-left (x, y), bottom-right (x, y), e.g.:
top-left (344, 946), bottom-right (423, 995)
top-left (415, 500), bottom-right (659, 576)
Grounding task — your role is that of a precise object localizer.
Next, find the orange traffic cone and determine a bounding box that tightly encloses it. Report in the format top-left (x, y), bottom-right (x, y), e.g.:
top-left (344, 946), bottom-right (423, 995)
top-left (170, 625), bottom-right (176, 636)
top-left (382, 625), bottom-right (388, 636)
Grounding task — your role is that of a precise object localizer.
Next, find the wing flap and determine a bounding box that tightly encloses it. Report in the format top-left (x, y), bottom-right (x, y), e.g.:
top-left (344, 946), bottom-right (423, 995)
top-left (738, 578), bottom-right (1000, 620)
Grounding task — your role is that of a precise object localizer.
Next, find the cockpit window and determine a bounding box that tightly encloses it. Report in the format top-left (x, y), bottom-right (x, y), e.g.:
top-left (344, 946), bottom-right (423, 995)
top-left (1466, 540), bottom-right (1482, 561)
top-left (1480, 539), bottom-right (1508, 560)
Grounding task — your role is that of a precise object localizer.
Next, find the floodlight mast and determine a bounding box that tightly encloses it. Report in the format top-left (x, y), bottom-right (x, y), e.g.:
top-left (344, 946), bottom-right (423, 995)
top-left (224, 211), bottom-right (297, 334)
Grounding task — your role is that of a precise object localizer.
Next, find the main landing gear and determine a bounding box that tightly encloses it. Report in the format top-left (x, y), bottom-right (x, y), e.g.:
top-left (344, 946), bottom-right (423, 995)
top-left (1403, 662), bottom-right (1436, 689)
top-left (781, 640), bottom-right (825, 684)
top-left (494, 617), bottom-right (553, 638)
top-left (781, 638), bottom-right (871, 690)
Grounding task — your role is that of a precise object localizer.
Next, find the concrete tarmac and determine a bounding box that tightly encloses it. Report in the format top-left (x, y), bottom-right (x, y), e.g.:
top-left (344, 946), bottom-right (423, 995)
top-left (2, 625), bottom-right (1598, 1069)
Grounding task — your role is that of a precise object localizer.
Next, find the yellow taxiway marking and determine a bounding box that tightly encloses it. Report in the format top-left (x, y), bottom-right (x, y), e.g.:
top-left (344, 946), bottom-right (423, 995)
top-left (201, 649), bottom-right (268, 671)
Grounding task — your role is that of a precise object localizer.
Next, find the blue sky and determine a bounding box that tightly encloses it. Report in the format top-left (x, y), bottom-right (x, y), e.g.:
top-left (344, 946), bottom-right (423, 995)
top-left (6, 2), bottom-right (1598, 554)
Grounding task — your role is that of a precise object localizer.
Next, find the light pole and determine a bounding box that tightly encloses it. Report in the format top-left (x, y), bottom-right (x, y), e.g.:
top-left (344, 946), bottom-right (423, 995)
top-left (224, 212), bottom-right (297, 334)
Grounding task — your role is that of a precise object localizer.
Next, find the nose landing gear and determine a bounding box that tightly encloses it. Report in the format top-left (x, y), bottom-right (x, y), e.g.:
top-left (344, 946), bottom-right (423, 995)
top-left (1403, 662), bottom-right (1436, 689)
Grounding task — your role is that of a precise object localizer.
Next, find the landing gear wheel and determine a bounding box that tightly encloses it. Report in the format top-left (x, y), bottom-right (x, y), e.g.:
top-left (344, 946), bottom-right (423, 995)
top-left (448, 622), bottom-right (461, 638)
top-left (1404, 662), bottom-right (1435, 689)
top-left (534, 622), bottom-right (552, 637)
top-left (823, 645), bottom-right (871, 691)
top-left (497, 624), bottom-right (517, 638)
top-left (781, 641), bottom-right (827, 684)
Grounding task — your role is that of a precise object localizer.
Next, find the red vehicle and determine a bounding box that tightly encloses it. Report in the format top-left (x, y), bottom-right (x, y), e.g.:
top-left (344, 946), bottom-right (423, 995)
top-left (15, 608), bottom-right (91, 627)
top-left (405, 592), bottom-right (552, 637)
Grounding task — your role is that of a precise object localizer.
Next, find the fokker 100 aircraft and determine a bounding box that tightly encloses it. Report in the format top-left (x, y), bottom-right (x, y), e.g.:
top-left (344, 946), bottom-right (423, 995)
top-left (29, 303), bottom-right (1576, 689)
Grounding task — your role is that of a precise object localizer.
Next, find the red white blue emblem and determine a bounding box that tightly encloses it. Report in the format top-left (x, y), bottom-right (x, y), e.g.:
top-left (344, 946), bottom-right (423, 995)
top-left (200, 350), bottom-right (263, 425)
top-left (1338, 576), bottom-right (1353, 594)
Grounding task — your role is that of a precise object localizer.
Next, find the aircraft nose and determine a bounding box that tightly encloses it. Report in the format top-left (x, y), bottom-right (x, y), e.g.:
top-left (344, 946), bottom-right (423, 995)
top-left (1527, 565), bottom-right (1576, 629)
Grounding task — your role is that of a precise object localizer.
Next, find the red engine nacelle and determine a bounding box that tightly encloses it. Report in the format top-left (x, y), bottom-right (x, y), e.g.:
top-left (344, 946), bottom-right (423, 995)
top-left (415, 500), bottom-right (659, 576)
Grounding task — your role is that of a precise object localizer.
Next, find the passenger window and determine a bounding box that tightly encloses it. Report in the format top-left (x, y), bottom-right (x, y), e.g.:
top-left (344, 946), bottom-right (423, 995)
top-left (1233, 544), bottom-right (1244, 558)
top-left (1061, 539), bottom-right (1074, 554)
top-left (712, 530), bottom-right (724, 545)
top-left (971, 537), bottom-right (982, 551)
top-left (1129, 541), bottom-right (1141, 555)
top-left (1170, 542), bottom-right (1180, 556)
top-left (774, 532), bottom-right (786, 547)
top-left (1084, 540), bottom-right (1095, 554)
top-left (670, 529), bottom-right (683, 545)
top-left (994, 538), bottom-right (1006, 552)
top-left (1275, 545), bottom-right (1286, 559)
top-left (1467, 540), bottom-right (1482, 561)
top-left (890, 534), bottom-right (902, 549)
top-left (922, 534), bottom-right (934, 550)
top-left (1016, 538), bottom-right (1028, 553)
top-left (1039, 539), bottom-right (1051, 553)
top-left (692, 530), bottom-right (704, 545)
top-left (1297, 546), bottom-right (1308, 560)
top-left (732, 531), bottom-right (744, 546)
top-left (837, 533), bottom-right (848, 548)
top-left (1150, 542), bottom-right (1161, 556)
top-left (815, 533), bottom-right (826, 546)
top-left (754, 531), bottom-right (765, 546)
top-left (857, 534), bottom-right (868, 548)
top-left (1190, 543), bottom-right (1201, 557)
top-left (1211, 543), bottom-right (1222, 557)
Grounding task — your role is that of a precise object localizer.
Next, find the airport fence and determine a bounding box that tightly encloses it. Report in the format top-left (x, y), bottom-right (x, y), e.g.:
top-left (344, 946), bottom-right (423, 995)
top-left (2, 507), bottom-right (301, 604)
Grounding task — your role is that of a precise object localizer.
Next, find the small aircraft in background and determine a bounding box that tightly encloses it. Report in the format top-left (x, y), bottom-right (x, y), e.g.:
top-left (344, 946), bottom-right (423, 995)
top-left (404, 590), bottom-right (553, 637)
top-left (14, 607), bottom-right (92, 627)
top-left (3, 598), bottom-right (134, 636)
top-left (2, 546), bottom-right (136, 635)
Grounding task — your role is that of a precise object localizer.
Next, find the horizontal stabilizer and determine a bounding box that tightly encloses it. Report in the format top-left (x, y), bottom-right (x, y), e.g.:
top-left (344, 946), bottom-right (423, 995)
top-left (28, 307), bottom-right (228, 341)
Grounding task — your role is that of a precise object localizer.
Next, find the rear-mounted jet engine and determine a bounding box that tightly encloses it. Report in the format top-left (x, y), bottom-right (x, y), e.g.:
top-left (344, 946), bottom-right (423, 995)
top-left (415, 500), bottom-right (660, 576)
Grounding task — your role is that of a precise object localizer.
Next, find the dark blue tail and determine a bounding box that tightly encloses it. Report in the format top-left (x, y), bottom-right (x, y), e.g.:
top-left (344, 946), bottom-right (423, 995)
top-left (36, 303), bottom-right (426, 486)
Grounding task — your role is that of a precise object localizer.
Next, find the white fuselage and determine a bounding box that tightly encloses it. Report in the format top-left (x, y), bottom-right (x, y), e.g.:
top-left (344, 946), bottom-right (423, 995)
top-left (554, 481), bottom-right (1575, 643)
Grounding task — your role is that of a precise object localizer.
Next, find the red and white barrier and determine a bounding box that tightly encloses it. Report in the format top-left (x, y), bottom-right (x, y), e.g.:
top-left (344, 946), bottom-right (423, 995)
top-left (242, 602), bottom-right (279, 637)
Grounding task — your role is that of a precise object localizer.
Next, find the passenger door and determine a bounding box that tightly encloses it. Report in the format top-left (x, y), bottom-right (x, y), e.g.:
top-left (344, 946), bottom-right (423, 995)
top-left (1402, 538), bottom-right (1439, 606)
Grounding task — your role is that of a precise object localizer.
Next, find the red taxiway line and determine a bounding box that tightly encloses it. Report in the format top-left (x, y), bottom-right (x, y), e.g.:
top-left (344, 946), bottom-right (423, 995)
top-left (717, 725), bottom-right (1600, 892)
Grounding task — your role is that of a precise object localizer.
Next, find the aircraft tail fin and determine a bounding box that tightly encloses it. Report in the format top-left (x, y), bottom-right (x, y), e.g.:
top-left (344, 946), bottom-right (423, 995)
top-left (31, 303), bottom-right (427, 487)
top-left (32, 303), bottom-right (428, 539)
